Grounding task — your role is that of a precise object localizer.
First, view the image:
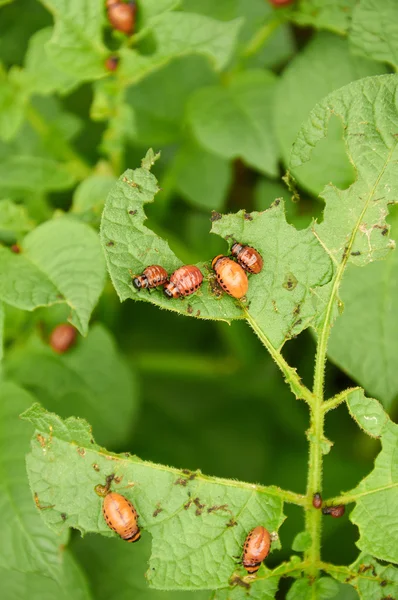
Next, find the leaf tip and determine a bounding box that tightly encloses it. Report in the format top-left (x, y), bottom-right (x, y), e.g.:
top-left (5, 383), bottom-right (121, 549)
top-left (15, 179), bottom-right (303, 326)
top-left (141, 149), bottom-right (161, 171)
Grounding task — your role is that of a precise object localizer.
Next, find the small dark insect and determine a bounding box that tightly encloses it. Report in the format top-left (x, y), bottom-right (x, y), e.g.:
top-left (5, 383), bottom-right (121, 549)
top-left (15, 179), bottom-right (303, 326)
top-left (212, 256), bottom-right (248, 299)
top-left (103, 492), bottom-right (141, 542)
top-left (164, 266), bottom-right (203, 299)
top-left (231, 242), bottom-right (263, 274)
top-left (322, 504), bottom-right (345, 518)
top-left (49, 324), bottom-right (77, 354)
top-left (312, 493), bottom-right (322, 509)
top-left (132, 265), bottom-right (168, 290)
top-left (104, 55), bottom-right (119, 71)
top-left (242, 526), bottom-right (271, 573)
top-left (106, 0), bottom-right (137, 36)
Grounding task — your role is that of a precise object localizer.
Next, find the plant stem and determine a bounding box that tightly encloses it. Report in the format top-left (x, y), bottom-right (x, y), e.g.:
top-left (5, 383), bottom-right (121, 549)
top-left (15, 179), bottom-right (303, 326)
top-left (323, 387), bottom-right (361, 413)
top-left (26, 104), bottom-right (91, 181)
top-left (244, 310), bottom-right (314, 405)
top-left (242, 17), bottom-right (281, 58)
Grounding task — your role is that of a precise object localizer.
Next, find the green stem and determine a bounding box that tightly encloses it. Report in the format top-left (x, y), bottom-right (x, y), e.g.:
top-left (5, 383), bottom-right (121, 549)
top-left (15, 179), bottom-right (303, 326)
top-left (26, 104), bottom-right (91, 181)
top-left (322, 387), bottom-right (361, 413)
top-left (242, 17), bottom-right (281, 58)
top-left (134, 352), bottom-right (240, 378)
top-left (244, 310), bottom-right (314, 405)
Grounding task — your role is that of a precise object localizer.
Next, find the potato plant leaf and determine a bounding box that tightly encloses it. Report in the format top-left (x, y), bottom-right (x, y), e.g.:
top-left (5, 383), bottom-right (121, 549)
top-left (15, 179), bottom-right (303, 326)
top-left (100, 151), bottom-right (332, 349)
top-left (291, 75), bottom-right (398, 331)
top-left (350, 0), bottom-right (398, 70)
top-left (288, 0), bottom-right (356, 35)
top-left (187, 70), bottom-right (279, 176)
top-left (23, 404), bottom-right (286, 590)
top-left (0, 382), bottom-right (90, 598)
top-left (286, 577), bottom-right (339, 600)
top-left (344, 389), bottom-right (398, 563)
top-left (331, 553), bottom-right (398, 599)
top-left (0, 218), bottom-right (106, 335)
top-left (38, 0), bottom-right (108, 81)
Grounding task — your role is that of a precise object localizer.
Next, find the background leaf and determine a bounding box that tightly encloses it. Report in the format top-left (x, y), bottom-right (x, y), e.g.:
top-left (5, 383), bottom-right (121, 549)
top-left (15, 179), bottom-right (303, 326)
top-left (6, 324), bottom-right (138, 448)
top-left (188, 70), bottom-right (279, 176)
top-left (275, 32), bottom-right (386, 196)
top-left (288, 0), bottom-right (356, 35)
top-left (0, 382), bottom-right (90, 599)
top-left (350, 0), bottom-right (398, 70)
top-left (24, 404), bottom-right (286, 590)
top-left (0, 156), bottom-right (76, 197)
top-left (331, 554), bottom-right (398, 599)
top-left (0, 218), bottom-right (106, 335)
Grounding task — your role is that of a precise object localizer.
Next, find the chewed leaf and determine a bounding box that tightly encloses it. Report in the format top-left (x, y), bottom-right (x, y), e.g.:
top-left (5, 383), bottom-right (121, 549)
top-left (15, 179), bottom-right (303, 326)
top-left (23, 404), bottom-right (285, 590)
top-left (211, 206), bottom-right (332, 349)
top-left (344, 392), bottom-right (398, 563)
top-left (291, 75), bottom-right (398, 267)
top-left (101, 152), bottom-right (332, 347)
top-left (331, 553), bottom-right (398, 598)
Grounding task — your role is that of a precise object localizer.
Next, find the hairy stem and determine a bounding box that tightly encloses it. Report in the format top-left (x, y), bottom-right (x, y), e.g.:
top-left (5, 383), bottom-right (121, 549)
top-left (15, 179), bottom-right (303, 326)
top-left (244, 310), bottom-right (314, 405)
top-left (323, 387), bottom-right (361, 413)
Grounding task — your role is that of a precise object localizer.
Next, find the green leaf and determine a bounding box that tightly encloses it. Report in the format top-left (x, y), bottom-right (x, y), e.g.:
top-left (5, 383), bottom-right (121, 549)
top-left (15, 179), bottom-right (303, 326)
top-left (38, 0), bottom-right (107, 81)
top-left (24, 27), bottom-right (79, 95)
top-left (188, 69), bottom-right (279, 176)
top-left (0, 218), bottom-right (106, 335)
top-left (344, 393), bottom-right (398, 563)
top-left (173, 139), bottom-right (232, 211)
top-left (0, 301), bottom-right (3, 365)
top-left (118, 13), bottom-right (242, 85)
top-left (288, 0), bottom-right (356, 35)
top-left (0, 199), bottom-right (33, 235)
top-left (124, 55), bottom-right (217, 146)
top-left (72, 173), bottom-right (117, 222)
top-left (328, 244), bottom-right (398, 408)
top-left (0, 156), bottom-right (76, 196)
top-left (292, 530), bottom-right (311, 552)
top-left (350, 0), bottom-right (398, 69)
top-left (287, 577), bottom-right (339, 599)
top-left (331, 554), bottom-right (398, 599)
top-left (211, 575), bottom-right (280, 599)
top-left (291, 74), bottom-right (398, 331)
top-left (73, 534), bottom-right (208, 600)
top-left (0, 66), bottom-right (28, 141)
top-left (0, 382), bottom-right (90, 598)
top-left (275, 33), bottom-right (386, 196)
top-left (6, 324), bottom-right (138, 448)
top-left (23, 404), bottom-right (286, 590)
top-left (101, 153), bottom-right (332, 348)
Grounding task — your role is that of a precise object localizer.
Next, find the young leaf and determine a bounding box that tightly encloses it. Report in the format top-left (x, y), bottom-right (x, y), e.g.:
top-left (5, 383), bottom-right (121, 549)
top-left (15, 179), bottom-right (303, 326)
top-left (23, 404), bottom-right (286, 590)
top-left (275, 33), bottom-right (386, 196)
top-left (343, 389), bottom-right (398, 563)
top-left (331, 553), bottom-right (398, 599)
top-left (6, 324), bottom-right (138, 448)
top-left (37, 0), bottom-right (108, 81)
top-left (0, 382), bottom-right (90, 598)
top-left (350, 0), bottom-right (398, 70)
top-left (0, 218), bottom-right (106, 335)
top-left (118, 13), bottom-right (242, 86)
top-left (187, 70), bottom-right (279, 176)
top-left (0, 66), bottom-right (28, 141)
top-left (288, 0), bottom-right (356, 35)
top-left (291, 74), bottom-right (398, 334)
top-left (72, 173), bottom-right (117, 224)
top-left (100, 152), bottom-right (332, 349)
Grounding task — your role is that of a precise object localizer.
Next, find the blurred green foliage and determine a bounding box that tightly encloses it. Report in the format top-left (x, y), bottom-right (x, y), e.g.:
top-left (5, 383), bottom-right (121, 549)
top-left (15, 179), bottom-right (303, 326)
top-left (0, 0), bottom-right (398, 598)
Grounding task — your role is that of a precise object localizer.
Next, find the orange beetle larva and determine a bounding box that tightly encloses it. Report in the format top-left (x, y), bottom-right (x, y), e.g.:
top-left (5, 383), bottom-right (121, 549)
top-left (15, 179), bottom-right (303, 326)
top-left (211, 255), bottom-right (248, 299)
top-left (322, 504), bottom-right (345, 519)
top-left (49, 324), bottom-right (77, 354)
top-left (102, 492), bottom-right (141, 542)
top-left (231, 242), bottom-right (263, 274)
top-left (163, 265), bottom-right (203, 299)
top-left (106, 0), bottom-right (137, 36)
top-left (242, 526), bottom-right (271, 574)
top-left (132, 265), bottom-right (168, 290)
